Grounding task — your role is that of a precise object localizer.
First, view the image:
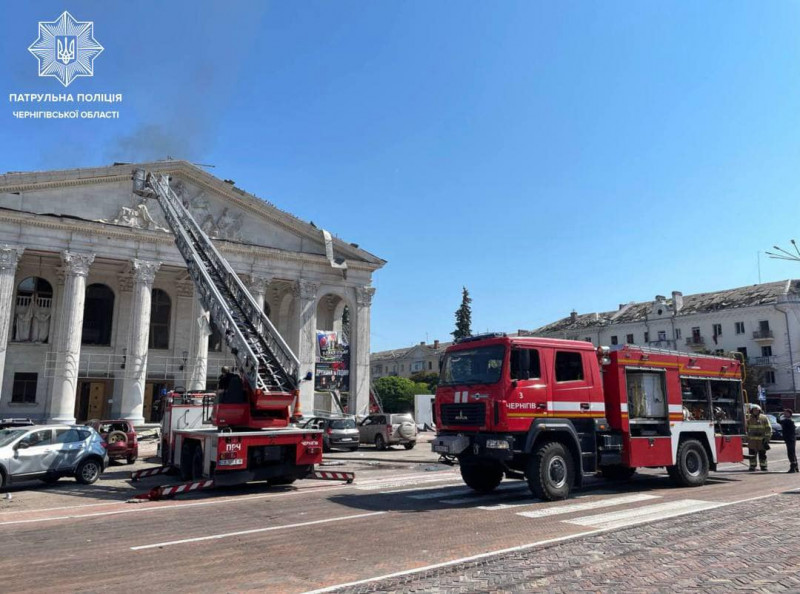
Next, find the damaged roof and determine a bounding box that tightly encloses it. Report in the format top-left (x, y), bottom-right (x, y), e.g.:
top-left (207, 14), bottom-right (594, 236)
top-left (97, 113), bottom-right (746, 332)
top-left (531, 280), bottom-right (800, 334)
top-left (372, 341), bottom-right (452, 361)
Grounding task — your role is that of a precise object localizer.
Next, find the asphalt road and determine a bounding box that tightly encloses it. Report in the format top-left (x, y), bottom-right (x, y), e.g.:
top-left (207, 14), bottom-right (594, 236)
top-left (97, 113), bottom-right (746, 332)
top-left (1, 436), bottom-right (799, 593)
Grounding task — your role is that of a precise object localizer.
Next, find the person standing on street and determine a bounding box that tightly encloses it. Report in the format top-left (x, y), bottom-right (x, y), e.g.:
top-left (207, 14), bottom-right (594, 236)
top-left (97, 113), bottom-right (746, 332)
top-left (747, 405), bottom-right (772, 471)
top-left (778, 409), bottom-right (798, 473)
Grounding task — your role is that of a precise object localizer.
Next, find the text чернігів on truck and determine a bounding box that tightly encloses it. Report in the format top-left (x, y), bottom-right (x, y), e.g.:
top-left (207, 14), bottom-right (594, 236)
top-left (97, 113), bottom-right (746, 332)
top-left (131, 169), bottom-right (334, 490)
top-left (432, 334), bottom-right (745, 500)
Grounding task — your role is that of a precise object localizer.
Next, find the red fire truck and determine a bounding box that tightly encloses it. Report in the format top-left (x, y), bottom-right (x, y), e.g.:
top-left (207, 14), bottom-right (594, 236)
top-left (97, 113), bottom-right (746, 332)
top-left (432, 334), bottom-right (745, 500)
top-left (129, 169), bottom-right (351, 497)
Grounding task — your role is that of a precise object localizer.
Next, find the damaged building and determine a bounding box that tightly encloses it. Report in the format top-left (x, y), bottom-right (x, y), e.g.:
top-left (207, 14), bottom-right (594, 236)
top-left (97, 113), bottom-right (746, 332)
top-left (0, 160), bottom-right (384, 424)
top-left (526, 280), bottom-right (800, 410)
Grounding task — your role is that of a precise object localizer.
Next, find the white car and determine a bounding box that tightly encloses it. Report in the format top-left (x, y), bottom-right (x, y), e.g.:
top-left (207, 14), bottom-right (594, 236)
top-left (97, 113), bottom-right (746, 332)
top-left (0, 424), bottom-right (108, 487)
top-left (358, 413), bottom-right (418, 450)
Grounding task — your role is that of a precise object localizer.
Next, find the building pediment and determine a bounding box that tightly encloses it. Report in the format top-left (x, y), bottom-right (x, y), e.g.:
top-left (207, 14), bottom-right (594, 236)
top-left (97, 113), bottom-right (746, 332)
top-left (0, 160), bottom-right (384, 268)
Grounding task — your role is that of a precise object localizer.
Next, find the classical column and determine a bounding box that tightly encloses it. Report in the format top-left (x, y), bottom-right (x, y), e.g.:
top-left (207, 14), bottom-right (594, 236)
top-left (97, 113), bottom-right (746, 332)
top-left (120, 259), bottom-right (161, 425)
top-left (0, 245), bottom-right (24, 403)
top-left (294, 279), bottom-right (319, 416)
top-left (351, 286), bottom-right (375, 418)
top-left (49, 251), bottom-right (95, 424)
top-left (245, 275), bottom-right (271, 313)
top-left (188, 297), bottom-right (211, 391)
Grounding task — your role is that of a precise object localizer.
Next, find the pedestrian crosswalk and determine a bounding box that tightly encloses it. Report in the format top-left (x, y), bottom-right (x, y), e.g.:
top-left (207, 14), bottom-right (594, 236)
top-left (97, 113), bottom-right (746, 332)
top-left (357, 474), bottom-right (720, 532)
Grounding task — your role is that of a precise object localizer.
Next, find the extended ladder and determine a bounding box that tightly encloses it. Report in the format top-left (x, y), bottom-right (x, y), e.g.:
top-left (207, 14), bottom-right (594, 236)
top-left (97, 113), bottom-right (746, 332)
top-left (132, 169), bottom-right (299, 394)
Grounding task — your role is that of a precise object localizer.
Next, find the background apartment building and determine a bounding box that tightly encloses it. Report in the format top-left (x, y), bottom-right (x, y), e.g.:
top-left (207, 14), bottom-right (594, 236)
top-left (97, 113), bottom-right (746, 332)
top-left (527, 280), bottom-right (800, 411)
top-left (371, 340), bottom-right (450, 379)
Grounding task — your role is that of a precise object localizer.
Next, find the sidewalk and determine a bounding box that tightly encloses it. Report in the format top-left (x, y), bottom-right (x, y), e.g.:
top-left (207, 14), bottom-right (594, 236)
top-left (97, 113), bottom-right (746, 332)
top-left (335, 487), bottom-right (800, 593)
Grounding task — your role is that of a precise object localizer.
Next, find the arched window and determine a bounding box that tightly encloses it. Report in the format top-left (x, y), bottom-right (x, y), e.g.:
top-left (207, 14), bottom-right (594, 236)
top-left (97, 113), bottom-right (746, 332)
top-left (82, 284), bottom-right (115, 345)
top-left (13, 277), bottom-right (53, 343)
top-left (149, 289), bottom-right (171, 349)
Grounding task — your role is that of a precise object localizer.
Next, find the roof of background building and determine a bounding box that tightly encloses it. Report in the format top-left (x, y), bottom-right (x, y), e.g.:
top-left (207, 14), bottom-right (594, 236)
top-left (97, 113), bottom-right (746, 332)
top-left (371, 341), bottom-right (452, 361)
top-left (529, 279), bottom-right (800, 334)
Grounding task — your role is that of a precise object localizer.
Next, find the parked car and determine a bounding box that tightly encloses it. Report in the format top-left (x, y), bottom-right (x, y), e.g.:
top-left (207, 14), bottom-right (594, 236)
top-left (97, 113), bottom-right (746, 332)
top-left (300, 416), bottom-right (359, 452)
top-left (358, 413), bottom-right (418, 450)
top-left (86, 420), bottom-right (138, 464)
top-left (0, 418), bottom-right (35, 429)
top-left (792, 414), bottom-right (800, 439)
top-left (765, 414), bottom-right (783, 441)
top-left (0, 424), bottom-right (108, 487)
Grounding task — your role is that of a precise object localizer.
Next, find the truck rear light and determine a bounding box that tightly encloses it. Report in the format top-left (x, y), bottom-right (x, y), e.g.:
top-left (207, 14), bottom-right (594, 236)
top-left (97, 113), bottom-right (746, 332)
top-left (326, 427), bottom-right (332, 435)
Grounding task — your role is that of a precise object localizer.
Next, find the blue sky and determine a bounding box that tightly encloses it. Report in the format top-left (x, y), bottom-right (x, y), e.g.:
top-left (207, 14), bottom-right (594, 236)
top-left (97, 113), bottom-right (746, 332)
top-left (2, 1), bottom-right (800, 352)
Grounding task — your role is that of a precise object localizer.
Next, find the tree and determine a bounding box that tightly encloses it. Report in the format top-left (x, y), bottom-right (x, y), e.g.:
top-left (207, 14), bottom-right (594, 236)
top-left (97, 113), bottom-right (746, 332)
top-left (452, 286), bottom-right (472, 341)
top-left (373, 376), bottom-right (433, 413)
top-left (373, 376), bottom-right (416, 413)
top-left (409, 371), bottom-right (439, 393)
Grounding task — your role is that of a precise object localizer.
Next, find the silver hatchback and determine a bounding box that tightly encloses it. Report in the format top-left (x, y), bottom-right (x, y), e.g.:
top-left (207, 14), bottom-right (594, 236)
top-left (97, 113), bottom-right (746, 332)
top-left (0, 424), bottom-right (108, 487)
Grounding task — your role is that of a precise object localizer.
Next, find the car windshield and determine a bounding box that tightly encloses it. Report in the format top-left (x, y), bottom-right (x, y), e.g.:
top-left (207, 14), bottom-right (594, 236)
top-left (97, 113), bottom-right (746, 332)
top-left (390, 414), bottom-right (413, 424)
top-left (330, 419), bottom-right (356, 429)
top-left (439, 345), bottom-right (505, 386)
top-left (766, 414), bottom-right (778, 424)
top-left (0, 429), bottom-right (27, 448)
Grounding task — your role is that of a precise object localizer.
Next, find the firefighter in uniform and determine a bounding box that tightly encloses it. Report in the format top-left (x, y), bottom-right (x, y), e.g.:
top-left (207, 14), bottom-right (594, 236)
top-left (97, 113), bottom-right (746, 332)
top-left (747, 405), bottom-right (772, 471)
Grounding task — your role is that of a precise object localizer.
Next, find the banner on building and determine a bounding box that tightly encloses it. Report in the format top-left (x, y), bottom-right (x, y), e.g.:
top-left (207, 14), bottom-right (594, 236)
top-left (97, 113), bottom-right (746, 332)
top-left (315, 330), bottom-right (350, 391)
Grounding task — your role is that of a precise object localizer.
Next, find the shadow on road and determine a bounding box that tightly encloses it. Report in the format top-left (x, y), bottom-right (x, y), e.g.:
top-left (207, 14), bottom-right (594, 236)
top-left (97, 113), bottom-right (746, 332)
top-left (326, 471), bottom-right (746, 515)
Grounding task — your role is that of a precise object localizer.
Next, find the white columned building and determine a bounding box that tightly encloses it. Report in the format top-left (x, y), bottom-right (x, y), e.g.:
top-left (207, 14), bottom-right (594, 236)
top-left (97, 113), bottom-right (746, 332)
top-left (0, 160), bottom-right (384, 424)
top-left (0, 246), bottom-right (24, 397)
top-left (119, 259), bottom-right (160, 425)
top-left (49, 251), bottom-right (95, 424)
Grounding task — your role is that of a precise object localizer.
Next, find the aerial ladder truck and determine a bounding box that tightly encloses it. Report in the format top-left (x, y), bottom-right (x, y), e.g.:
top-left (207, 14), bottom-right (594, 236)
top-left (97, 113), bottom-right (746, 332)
top-left (129, 169), bottom-right (352, 498)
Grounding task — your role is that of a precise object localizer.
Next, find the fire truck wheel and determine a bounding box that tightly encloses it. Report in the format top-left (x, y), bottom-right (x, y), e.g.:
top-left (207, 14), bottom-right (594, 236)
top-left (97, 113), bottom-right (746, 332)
top-left (669, 439), bottom-right (709, 487)
top-left (460, 458), bottom-right (503, 493)
top-left (527, 441), bottom-right (574, 501)
top-left (600, 465), bottom-right (636, 481)
top-left (375, 435), bottom-right (387, 451)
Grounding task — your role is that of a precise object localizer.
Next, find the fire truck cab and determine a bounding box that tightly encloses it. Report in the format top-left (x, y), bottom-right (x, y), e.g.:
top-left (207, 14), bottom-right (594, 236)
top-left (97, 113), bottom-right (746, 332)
top-left (432, 334), bottom-right (745, 500)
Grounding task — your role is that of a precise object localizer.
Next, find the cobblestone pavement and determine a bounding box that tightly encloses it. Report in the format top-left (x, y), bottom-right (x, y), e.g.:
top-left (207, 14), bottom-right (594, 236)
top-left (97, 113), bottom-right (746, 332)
top-left (335, 490), bottom-right (800, 593)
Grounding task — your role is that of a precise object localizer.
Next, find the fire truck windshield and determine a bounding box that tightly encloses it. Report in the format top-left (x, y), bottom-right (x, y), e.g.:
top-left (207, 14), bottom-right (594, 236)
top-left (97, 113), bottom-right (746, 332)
top-left (439, 345), bottom-right (505, 386)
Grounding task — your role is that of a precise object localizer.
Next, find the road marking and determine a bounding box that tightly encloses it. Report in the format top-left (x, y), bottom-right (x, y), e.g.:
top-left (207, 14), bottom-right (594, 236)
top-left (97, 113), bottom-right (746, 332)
top-left (380, 479), bottom-right (464, 495)
top-left (516, 494), bottom-right (659, 518)
top-left (130, 511), bottom-right (386, 551)
top-left (407, 486), bottom-right (474, 500)
top-left (305, 489), bottom-right (800, 594)
top-left (0, 484), bottom-right (353, 526)
top-left (438, 482), bottom-right (530, 504)
top-left (565, 499), bottom-right (720, 530)
top-left (355, 475), bottom-right (459, 491)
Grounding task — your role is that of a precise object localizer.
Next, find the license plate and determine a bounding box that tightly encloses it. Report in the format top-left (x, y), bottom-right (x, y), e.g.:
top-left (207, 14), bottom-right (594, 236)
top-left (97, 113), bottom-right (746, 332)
top-left (433, 445), bottom-right (450, 453)
top-left (340, 438), bottom-right (353, 441)
top-left (218, 458), bottom-right (244, 466)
